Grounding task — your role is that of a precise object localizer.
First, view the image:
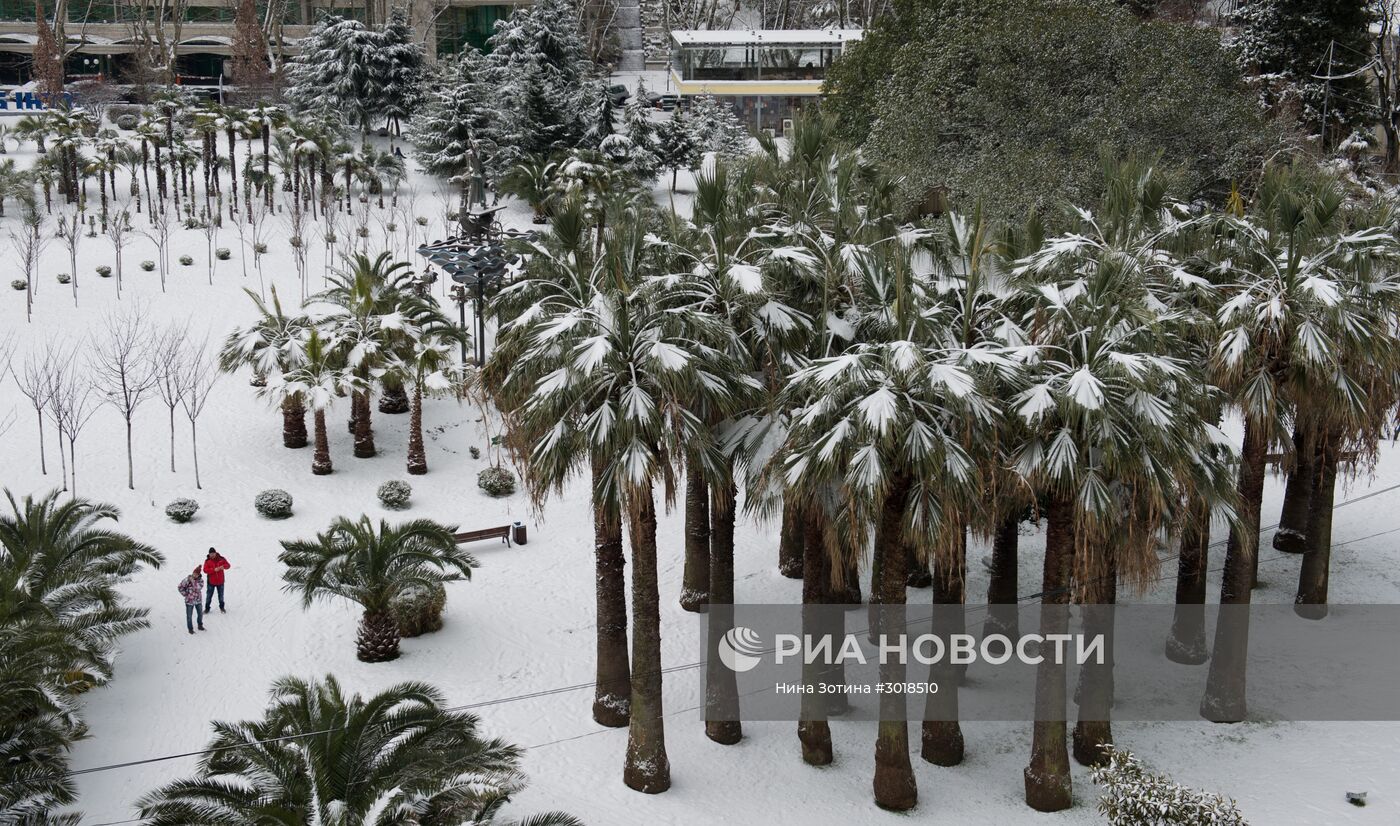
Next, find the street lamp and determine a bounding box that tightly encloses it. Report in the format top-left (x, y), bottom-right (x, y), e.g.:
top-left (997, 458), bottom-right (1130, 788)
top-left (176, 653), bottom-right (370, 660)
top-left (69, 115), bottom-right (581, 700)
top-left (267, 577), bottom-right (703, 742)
top-left (417, 206), bottom-right (528, 366)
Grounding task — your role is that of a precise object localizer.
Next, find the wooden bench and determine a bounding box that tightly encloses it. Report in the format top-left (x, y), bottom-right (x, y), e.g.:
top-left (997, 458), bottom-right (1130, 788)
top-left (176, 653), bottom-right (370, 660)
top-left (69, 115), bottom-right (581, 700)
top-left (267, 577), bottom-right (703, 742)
top-left (454, 525), bottom-right (513, 547)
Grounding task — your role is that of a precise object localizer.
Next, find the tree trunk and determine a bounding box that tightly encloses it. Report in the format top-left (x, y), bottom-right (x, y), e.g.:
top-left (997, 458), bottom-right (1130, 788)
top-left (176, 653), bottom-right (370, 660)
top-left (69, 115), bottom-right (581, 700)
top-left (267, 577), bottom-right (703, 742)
top-left (839, 553), bottom-right (862, 605)
top-left (379, 380), bottom-right (410, 413)
top-left (356, 609), bottom-right (401, 662)
top-left (1273, 422), bottom-right (1315, 553)
top-left (282, 394), bottom-right (308, 449)
top-left (1200, 417), bottom-right (1264, 723)
top-left (798, 504), bottom-right (834, 765)
top-left (1295, 430), bottom-right (1340, 619)
top-left (406, 384), bottom-right (427, 475)
top-left (681, 463), bottom-right (710, 611)
top-left (705, 477), bottom-right (742, 745)
top-left (984, 510), bottom-right (1020, 638)
top-left (167, 406), bottom-right (177, 472)
top-left (191, 421), bottom-right (202, 490)
top-left (623, 480), bottom-right (671, 794)
top-left (778, 499), bottom-right (804, 578)
top-left (593, 458), bottom-right (631, 728)
top-left (1072, 554), bottom-right (1116, 767)
top-left (1024, 493), bottom-right (1074, 812)
top-left (1165, 495), bottom-right (1211, 664)
top-left (312, 408), bottom-right (332, 475)
top-left (872, 475), bottom-right (917, 812)
top-left (922, 524), bottom-right (966, 767)
top-left (353, 389), bottom-right (376, 458)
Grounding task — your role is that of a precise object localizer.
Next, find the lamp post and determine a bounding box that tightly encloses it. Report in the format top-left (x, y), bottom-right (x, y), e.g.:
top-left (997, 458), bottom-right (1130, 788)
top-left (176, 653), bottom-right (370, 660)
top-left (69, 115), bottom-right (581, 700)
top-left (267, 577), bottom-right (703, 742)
top-left (417, 205), bottom-right (528, 366)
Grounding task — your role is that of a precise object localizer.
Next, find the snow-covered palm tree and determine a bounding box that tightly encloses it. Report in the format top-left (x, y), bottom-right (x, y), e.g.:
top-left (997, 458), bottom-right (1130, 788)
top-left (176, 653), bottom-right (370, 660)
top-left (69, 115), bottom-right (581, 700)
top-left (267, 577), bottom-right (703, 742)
top-left (136, 675), bottom-right (575, 825)
top-left (260, 327), bottom-right (352, 475)
top-left (279, 517), bottom-right (477, 662)
top-left (386, 313), bottom-right (469, 475)
top-left (219, 286), bottom-right (312, 448)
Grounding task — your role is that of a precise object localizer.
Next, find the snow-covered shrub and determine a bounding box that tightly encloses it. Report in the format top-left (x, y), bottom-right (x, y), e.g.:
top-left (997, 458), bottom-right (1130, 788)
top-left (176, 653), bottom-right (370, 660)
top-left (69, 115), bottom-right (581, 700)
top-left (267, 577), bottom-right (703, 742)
top-left (477, 466), bottom-right (516, 497)
top-left (140, 260), bottom-right (155, 271)
top-left (254, 242), bottom-right (268, 254)
top-left (165, 498), bottom-right (200, 523)
top-left (288, 236), bottom-right (303, 249)
top-left (55, 273), bottom-right (70, 284)
top-left (11, 279), bottom-right (27, 290)
top-left (416, 216), bottom-right (428, 226)
top-left (356, 226), bottom-right (369, 238)
top-left (469, 446), bottom-right (481, 459)
top-left (323, 232), bottom-right (337, 244)
top-left (182, 216), bottom-right (203, 230)
top-left (254, 489), bottom-right (294, 519)
top-left (96, 265), bottom-right (112, 278)
top-left (215, 247), bottom-right (231, 260)
top-left (115, 113), bottom-right (138, 131)
top-left (377, 480), bottom-right (412, 510)
top-left (1091, 748), bottom-right (1248, 826)
top-left (179, 254), bottom-right (194, 266)
top-left (386, 222), bottom-right (397, 232)
top-left (391, 581), bottom-right (446, 637)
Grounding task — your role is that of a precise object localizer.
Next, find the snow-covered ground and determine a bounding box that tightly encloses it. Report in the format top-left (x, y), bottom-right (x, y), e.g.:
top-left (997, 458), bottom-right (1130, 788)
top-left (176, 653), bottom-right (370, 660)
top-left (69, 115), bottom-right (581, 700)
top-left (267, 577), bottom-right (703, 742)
top-left (2, 139), bottom-right (1398, 826)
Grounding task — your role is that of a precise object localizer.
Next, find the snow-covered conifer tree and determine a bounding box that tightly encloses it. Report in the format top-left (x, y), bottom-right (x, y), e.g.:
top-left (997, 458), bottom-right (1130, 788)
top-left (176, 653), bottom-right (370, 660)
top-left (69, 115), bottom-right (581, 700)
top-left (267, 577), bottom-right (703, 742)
top-left (378, 5), bottom-right (426, 138)
top-left (286, 16), bottom-right (393, 142)
top-left (687, 95), bottom-right (752, 160)
top-left (656, 109), bottom-right (701, 192)
top-left (409, 52), bottom-right (505, 209)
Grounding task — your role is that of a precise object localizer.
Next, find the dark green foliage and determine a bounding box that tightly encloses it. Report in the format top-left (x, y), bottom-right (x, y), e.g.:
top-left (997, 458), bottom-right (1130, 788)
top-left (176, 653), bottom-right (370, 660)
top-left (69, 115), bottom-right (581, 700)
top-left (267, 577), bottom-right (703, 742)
top-left (825, 0), bottom-right (1277, 221)
top-left (391, 581), bottom-right (446, 636)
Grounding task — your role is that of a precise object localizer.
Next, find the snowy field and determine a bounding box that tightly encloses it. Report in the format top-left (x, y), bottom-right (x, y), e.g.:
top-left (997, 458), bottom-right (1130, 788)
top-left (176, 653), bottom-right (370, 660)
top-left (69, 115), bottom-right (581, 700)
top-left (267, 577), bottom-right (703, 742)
top-left (2, 138), bottom-right (1399, 826)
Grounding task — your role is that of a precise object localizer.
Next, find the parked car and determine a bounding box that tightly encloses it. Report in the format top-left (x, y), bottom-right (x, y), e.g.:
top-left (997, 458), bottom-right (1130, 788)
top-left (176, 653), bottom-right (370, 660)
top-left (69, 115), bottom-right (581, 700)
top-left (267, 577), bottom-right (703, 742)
top-left (607, 84), bottom-right (630, 106)
top-left (645, 91), bottom-right (683, 111)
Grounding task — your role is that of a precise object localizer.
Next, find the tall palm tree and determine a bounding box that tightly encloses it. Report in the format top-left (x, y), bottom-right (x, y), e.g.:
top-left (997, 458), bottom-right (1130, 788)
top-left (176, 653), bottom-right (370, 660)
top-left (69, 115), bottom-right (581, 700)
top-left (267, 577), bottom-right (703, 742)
top-left (387, 313), bottom-right (469, 475)
top-left (260, 327), bottom-right (352, 475)
top-left (137, 674), bottom-right (578, 826)
top-left (497, 200), bottom-right (737, 793)
top-left (1199, 165), bottom-right (1400, 721)
top-left (279, 516), bottom-right (478, 662)
top-left (220, 286), bottom-right (312, 449)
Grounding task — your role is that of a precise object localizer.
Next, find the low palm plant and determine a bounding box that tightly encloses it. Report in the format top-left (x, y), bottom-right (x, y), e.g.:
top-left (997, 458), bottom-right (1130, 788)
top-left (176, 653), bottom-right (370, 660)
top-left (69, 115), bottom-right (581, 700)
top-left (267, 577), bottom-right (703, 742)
top-left (137, 674), bottom-right (580, 826)
top-left (279, 516), bottom-right (478, 662)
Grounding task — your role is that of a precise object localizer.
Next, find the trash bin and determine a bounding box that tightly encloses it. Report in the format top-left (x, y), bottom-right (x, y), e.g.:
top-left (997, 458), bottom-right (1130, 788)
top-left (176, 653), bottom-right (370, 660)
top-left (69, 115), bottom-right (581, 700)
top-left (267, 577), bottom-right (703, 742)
top-left (512, 521), bottom-right (527, 546)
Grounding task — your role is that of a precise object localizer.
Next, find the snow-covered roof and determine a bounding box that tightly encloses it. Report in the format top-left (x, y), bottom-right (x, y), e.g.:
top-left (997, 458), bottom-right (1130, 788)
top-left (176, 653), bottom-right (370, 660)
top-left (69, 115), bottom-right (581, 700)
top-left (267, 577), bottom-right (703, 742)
top-left (670, 29), bottom-right (863, 48)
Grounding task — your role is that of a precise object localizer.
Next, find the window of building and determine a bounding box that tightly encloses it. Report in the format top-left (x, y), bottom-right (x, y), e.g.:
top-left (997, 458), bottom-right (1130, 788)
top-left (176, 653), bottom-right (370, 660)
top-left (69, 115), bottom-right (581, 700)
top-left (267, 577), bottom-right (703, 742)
top-left (0, 0), bottom-right (38, 22)
top-left (435, 5), bottom-right (511, 56)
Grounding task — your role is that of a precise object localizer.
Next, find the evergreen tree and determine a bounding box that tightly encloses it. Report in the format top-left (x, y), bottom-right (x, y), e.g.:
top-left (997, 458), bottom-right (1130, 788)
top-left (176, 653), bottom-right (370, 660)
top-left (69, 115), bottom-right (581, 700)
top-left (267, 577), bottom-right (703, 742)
top-left (1230, 0), bottom-right (1377, 145)
top-left (687, 95), bottom-right (752, 160)
top-left (286, 16), bottom-right (392, 142)
top-left (378, 5), bottom-right (426, 138)
top-left (409, 52), bottom-right (504, 205)
top-left (622, 81), bottom-right (661, 182)
top-left (656, 109), bottom-right (701, 191)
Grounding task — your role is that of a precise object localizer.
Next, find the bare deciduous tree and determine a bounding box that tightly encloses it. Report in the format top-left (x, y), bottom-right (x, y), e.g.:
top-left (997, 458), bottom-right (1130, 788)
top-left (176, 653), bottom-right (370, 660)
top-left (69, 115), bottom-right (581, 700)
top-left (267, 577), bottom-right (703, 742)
top-left (14, 344), bottom-right (56, 475)
top-left (10, 202), bottom-right (48, 323)
top-left (176, 336), bottom-right (220, 490)
top-left (55, 209), bottom-right (82, 306)
top-left (144, 204), bottom-right (174, 291)
top-left (152, 321), bottom-right (189, 473)
top-left (90, 304), bottom-right (160, 489)
top-left (48, 347), bottom-right (100, 496)
top-left (106, 201), bottom-right (135, 297)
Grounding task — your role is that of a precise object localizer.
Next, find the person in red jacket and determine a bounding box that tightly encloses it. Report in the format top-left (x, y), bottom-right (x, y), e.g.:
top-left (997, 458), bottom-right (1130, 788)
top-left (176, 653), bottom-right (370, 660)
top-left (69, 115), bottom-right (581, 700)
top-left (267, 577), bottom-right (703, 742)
top-left (202, 548), bottom-right (231, 614)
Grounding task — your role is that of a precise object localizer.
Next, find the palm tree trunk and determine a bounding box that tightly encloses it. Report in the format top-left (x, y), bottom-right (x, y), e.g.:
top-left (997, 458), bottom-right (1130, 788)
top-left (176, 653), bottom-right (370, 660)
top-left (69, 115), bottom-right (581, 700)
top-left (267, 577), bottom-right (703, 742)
top-left (1024, 493), bottom-right (1074, 812)
top-left (798, 504), bottom-right (834, 765)
top-left (1072, 554), bottom-right (1116, 767)
top-left (1200, 417), bottom-right (1264, 722)
top-left (1295, 429), bottom-right (1341, 619)
top-left (356, 609), bottom-right (401, 662)
top-left (1274, 422), bottom-right (1315, 553)
top-left (312, 409), bottom-right (332, 475)
top-left (984, 510), bottom-right (1020, 638)
top-left (353, 389), bottom-right (376, 458)
top-left (406, 384), bottom-right (427, 475)
top-left (379, 379), bottom-right (410, 413)
top-left (705, 477), bottom-right (742, 745)
top-left (872, 475), bottom-right (917, 812)
top-left (1165, 495), bottom-right (1211, 664)
top-left (681, 463), bottom-right (710, 611)
top-left (623, 479), bottom-right (671, 794)
top-left (922, 525), bottom-right (966, 767)
top-left (282, 394), bottom-right (308, 449)
top-left (593, 458), bottom-right (631, 728)
top-left (906, 541), bottom-right (932, 588)
top-left (778, 499), bottom-right (804, 578)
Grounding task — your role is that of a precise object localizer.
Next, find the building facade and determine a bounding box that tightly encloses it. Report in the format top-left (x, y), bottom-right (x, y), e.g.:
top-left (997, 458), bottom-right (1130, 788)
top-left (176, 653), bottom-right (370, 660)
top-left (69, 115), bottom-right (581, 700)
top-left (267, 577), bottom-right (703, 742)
top-left (0, 0), bottom-right (527, 87)
top-left (668, 28), bottom-right (862, 136)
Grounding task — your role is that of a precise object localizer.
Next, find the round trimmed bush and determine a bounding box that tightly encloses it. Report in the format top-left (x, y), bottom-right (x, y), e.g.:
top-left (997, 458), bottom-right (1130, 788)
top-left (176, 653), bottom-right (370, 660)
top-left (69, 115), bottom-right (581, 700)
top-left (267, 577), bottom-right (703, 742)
top-left (215, 247), bottom-right (231, 260)
top-left (254, 489), bottom-right (294, 519)
top-left (323, 232), bottom-right (337, 244)
top-left (178, 254), bottom-right (194, 266)
top-left (254, 242), bottom-right (268, 254)
top-left (386, 222), bottom-right (397, 232)
top-left (140, 260), bottom-right (155, 271)
top-left (96, 265), bottom-right (112, 278)
top-left (56, 273), bottom-right (70, 284)
top-left (165, 498), bottom-right (200, 523)
top-left (416, 216), bottom-right (428, 226)
top-left (377, 480), bottom-right (412, 510)
top-left (115, 113), bottom-right (138, 131)
top-left (11, 279), bottom-right (26, 290)
top-left (477, 466), bottom-right (516, 497)
top-left (391, 581), bottom-right (446, 637)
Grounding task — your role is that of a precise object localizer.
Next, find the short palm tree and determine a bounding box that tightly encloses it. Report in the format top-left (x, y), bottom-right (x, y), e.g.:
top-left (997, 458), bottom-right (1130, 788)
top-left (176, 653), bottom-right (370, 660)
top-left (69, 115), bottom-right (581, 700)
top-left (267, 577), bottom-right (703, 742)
top-left (259, 326), bottom-right (350, 474)
top-left (279, 516), bottom-right (478, 662)
top-left (387, 314), bottom-right (469, 475)
top-left (221, 286), bottom-right (312, 449)
top-left (137, 674), bottom-right (578, 826)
